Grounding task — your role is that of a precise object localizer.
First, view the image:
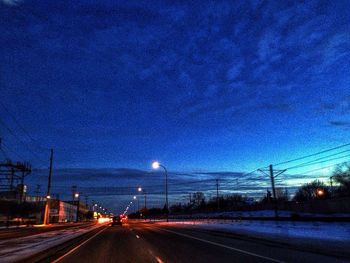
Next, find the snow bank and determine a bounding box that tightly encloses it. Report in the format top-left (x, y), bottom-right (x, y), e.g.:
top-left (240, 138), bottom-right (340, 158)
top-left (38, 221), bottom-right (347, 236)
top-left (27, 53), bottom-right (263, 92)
top-left (161, 219), bottom-right (350, 242)
top-left (0, 223), bottom-right (107, 262)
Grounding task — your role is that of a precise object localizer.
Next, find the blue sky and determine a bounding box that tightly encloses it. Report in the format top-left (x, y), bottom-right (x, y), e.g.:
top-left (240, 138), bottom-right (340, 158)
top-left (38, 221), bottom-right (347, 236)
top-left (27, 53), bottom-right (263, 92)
top-left (1, 0), bottom-right (350, 212)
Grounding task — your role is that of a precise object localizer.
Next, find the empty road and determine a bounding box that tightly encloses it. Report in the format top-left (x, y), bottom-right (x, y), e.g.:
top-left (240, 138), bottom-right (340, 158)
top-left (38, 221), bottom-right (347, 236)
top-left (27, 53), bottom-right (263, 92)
top-left (54, 221), bottom-right (348, 263)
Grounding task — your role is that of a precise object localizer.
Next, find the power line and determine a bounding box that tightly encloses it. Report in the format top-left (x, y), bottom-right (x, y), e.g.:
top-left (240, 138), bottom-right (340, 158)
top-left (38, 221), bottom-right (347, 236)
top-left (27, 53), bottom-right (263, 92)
top-left (288, 149), bottom-right (350, 166)
top-left (0, 102), bottom-right (49, 151)
top-left (0, 117), bottom-right (47, 164)
top-left (299, 160), bottom-right (350, 175)
top-left (0, 139), bottom-right (9, 159)
top-left (273, 142), bottom-right (350, 167)
top-left (1, 142), bottom-right (26, 161)
top-left (285, 153), bottom-right (350, 170)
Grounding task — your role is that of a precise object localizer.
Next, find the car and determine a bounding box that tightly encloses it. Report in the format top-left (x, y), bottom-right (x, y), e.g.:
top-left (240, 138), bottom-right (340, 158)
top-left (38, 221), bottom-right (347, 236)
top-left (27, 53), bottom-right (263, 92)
top-left (111, 216), bottom-right (122, 226)
top-left (120, 215), bottom-right (128, 223)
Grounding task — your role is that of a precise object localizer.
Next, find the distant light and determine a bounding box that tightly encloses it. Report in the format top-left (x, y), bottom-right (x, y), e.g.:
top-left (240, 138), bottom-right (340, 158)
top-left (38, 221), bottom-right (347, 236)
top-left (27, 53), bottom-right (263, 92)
top-left (94, 204), bottom-right (97, 206)
top-left (152, 161), bottom-right (160, 169)
top-left (74, 193), bottom-right (79, 198)
top-left (46, 195), bottom-right (51, 199)
top-left (133, 196), bottom-right (137, 200)
top-left (317, 189), bottom-right (324, 196)
top-left (98, 217), bottom-right (109, 224)
top-left (138, 187), bottom-right (142, 192)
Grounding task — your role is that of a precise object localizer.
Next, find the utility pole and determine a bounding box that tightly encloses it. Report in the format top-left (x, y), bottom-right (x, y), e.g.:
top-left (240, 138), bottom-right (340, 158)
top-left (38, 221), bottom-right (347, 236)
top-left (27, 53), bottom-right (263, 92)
top-left (216, 179), bottom-right (219, 211)
top-left (330, 176), bottom-right (334, 198)
top-left (269, 165), bottom-right (278, 218)
top-left (44, 149), bottom-right (53, 225)
top-left (258, 164), bottom-right (285, 219)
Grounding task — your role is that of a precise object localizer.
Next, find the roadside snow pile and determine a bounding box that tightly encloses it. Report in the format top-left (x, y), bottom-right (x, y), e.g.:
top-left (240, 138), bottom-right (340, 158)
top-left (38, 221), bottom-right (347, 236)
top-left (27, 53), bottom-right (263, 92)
top-left (0, 223), bottom-right (106, 263)
top-left (167, 220), bottom-right (350, 242)
top-left (171, 210), bottom-right (350, 218)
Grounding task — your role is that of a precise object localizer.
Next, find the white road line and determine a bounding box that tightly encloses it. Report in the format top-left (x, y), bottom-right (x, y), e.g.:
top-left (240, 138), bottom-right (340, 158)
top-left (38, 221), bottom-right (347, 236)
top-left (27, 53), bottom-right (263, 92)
top-left (52, 226), bottom-right (108, 263)
top-left (148, 249), bottom-right (164, 263)
top-left (157, 228), bottom-right (285, 263)
top-left (155, 256), bottom-right (164, 263)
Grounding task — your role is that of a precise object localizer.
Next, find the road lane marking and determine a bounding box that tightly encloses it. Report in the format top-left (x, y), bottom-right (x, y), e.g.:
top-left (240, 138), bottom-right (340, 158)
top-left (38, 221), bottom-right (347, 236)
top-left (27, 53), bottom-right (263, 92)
top-left (136, 234), bottom-right (140, 239)
top-left (52, 226), bottom-right (108, 263)
top-left (155, 256), bottom-right (164, 263)
top-left (148, 249), bottom-right (164, 263)
top-left (157, 228), bottom-right (285, 263)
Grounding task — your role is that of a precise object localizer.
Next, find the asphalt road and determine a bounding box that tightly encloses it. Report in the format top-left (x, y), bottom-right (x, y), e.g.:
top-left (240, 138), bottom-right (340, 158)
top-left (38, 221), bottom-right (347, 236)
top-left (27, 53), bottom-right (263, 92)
top-left (55, 221), bottom-right (349, 263)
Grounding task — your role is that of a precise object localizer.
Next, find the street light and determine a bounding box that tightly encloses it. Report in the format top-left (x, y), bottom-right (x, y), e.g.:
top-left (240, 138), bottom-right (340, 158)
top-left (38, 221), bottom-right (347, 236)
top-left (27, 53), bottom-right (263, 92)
top-left (316, 188), bottom-right (325, 197)
top-left (138, 187), bottom-right (147, 211)
top-left (152, 161), bottom-right (169, 222)
top-left (137, 187), bottom-right (143, 214)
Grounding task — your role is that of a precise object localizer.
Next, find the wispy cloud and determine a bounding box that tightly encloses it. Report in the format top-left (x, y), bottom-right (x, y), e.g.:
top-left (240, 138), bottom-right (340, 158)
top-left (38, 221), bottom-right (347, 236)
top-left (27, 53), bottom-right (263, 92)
top-left (329, 121), bottom-right (350, 127)
top-left (1, 0), bottom-right (21, 6)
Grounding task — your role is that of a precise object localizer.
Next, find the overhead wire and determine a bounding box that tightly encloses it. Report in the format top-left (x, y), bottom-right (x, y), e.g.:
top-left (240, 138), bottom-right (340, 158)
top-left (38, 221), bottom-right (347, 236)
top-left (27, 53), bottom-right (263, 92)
top-left (273, 142), bottom-right (350, 166)
top-left (0, 117), bottom-right (47, 164)
top-left (1, 142), bottom-right (26, 161)
top-left (285, 153), bottom-right (350, 170)
top-left (0, 101), bottom-right (49, 151)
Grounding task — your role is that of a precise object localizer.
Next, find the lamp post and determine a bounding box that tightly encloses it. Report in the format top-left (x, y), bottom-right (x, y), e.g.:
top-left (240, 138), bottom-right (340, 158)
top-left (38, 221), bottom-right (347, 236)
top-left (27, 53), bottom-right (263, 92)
top-left (152, 161), bottom-right (169, 222)
top-left (330, 176), bottom-right (334, 198)
top-left (74, 192), bottom-right (80, 222)
top-left (133, 196), bottom-right (137, 214)
top-left (137, 187), bottom-right (142, 217)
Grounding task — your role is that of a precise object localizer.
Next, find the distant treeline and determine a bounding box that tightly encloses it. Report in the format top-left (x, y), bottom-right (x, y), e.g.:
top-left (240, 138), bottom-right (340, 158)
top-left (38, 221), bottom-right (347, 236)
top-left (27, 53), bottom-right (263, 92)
top-left (129, 164), bottom-right (350, 217)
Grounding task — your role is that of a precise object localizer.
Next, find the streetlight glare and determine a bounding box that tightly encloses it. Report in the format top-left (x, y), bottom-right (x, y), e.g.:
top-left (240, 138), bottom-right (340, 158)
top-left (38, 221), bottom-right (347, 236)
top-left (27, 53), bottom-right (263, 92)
top-left (152, 161), bottom-right (160, 169)
top-left (317, 189), bottom-right (325, 196)
top-left (133, 196), bottom-right (137, 200)
top-left (74, 193), bottom-right (79, 198)
top-left (138, 187), bottom-right (142, 192)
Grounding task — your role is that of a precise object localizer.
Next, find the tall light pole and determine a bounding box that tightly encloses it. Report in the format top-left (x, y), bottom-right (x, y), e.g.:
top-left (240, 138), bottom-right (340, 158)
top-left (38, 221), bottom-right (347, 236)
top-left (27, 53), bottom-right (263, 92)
top-left (133, 196), bottom-right (137, 214)
top-left (44, 149), bottom-right (53, 225)
top-left (137, 187), bottom-right (142, 216)
top-left (74, 192), bottom-right (80, 222)
top-left (152, 161), bottom-right (169, 222)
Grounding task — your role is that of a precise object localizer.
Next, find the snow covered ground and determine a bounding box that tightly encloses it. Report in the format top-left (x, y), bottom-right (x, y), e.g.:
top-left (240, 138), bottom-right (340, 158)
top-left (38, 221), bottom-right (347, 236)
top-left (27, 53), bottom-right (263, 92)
top-left (161, 219), bottom-right (350, 242)
top-left (170, 209), bottom-right (350, 218)
top-left (0, 222), bottom-right (107, 262)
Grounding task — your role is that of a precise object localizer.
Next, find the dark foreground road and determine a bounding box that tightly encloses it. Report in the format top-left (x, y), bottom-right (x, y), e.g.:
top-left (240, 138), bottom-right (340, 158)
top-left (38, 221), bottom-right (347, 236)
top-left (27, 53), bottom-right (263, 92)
top-left (54, 221), bottom-right (349, 263)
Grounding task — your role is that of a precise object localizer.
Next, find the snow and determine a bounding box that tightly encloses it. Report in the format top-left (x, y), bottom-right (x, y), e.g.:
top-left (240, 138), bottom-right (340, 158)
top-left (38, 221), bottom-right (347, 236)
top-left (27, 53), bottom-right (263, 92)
top-left (170, 209), bottom-right (350, 218)
top-left (161, 219), bottom-right (350, 242)
top-left (0, 223), bottom-right (108, 262)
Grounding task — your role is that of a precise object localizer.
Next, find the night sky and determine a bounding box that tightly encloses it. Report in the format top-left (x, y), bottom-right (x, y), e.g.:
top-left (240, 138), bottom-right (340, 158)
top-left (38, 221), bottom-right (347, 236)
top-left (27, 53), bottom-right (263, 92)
top-left (1, 0), bottom-right (349, 212)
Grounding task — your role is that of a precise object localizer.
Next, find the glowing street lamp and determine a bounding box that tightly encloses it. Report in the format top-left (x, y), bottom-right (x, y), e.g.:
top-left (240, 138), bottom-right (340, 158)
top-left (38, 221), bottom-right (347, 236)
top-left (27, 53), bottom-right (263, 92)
top-left (152, 161), bottom-right (169, 222)
top-left (74, 193), bottom-right (80, 199)
top-left (152, 161), bottom-right (160, 169)
top-left (138, 187), bottom-right (142, 192)
top-left (317, 188), bottom-right (325, 197)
